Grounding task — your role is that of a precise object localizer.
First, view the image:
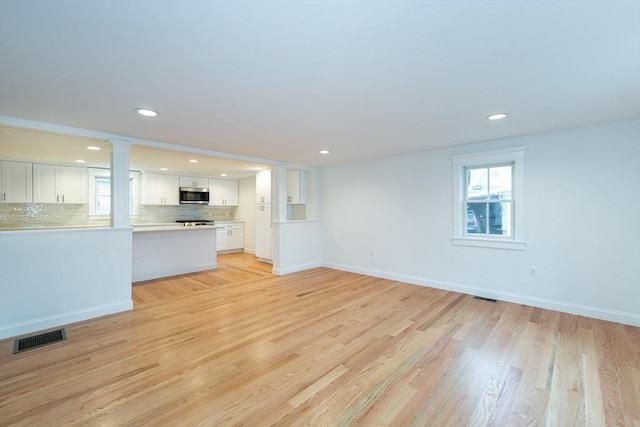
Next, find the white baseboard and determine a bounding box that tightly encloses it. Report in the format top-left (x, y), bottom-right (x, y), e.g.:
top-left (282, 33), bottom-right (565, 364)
top-left (0, 300), bottom-right (133, 340)
top-left (273, 261), bottom-right (322, 276)
top-left (132, 263), bottom-right (217, 282)
top-left (322, 262), bottom-right (640, 327)
top-left (217, 249), bottom-right (244, 255)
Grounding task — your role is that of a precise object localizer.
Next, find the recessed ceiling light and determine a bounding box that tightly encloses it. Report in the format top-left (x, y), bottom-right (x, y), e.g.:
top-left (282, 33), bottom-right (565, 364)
top-left (220, 173), bottom-right (227, 177)
top-left (86, 146), bottom-right (101, 151)
top-left (75, 159), bottom-right (86, 163)
top-left (189, 159), bottom-right (198, 163)
top-left (136, 108), bottom-right (158, 117)
top-left (486, 113), bottom-right (508, 120)
top-left (160, 167), bottom-right (168, 171)
top-left (319, 149), bottom-right (331, 154)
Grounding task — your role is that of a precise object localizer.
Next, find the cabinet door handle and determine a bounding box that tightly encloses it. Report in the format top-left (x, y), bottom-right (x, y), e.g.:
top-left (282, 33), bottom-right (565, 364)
top-left (62, 195), bottom-right (65, 203)
top-left (57, 194), bottom-right (59, 202)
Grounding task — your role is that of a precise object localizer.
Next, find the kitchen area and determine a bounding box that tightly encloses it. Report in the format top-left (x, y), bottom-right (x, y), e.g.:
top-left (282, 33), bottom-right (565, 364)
top-left (0, 123), bottom-right (320, 340)
top-left (0, 124), bottom-right (313, 278)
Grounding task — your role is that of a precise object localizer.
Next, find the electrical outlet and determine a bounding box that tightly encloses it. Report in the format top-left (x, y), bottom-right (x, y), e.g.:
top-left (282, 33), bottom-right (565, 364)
top-left (530, 266), bottom-right (536, 278)
top-left (0, 213), bottom-right (6, 221)
top-left (369, 249), bottom-right (374, 256)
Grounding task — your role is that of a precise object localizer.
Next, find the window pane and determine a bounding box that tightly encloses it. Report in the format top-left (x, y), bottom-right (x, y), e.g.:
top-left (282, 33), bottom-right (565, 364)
top-left (488, 201), bottom-right (511, 236)
top-left (466, 203), bottom-right (486, 234)
top-left (96, 177), bottom-right (111, 215)
top-left (466, 168), bottom-right (488, 199)
top-left (466, 201), bottom-right (512, 236)
top-left (489, 165), bottom-right (512, 200)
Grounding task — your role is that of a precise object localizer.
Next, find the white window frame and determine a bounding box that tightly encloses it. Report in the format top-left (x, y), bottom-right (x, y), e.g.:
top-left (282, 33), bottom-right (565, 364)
top-left (87, 168), bottom-right (140, 219)
top-left (451, 147), bottom-right (526, 250)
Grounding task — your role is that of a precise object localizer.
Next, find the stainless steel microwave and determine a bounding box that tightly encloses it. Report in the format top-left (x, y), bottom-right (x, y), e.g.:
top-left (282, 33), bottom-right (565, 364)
top-left (179, 187), bottom-right (210, 204)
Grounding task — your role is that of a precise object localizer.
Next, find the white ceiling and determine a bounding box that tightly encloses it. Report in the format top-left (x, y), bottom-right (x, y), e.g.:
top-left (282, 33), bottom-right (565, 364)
top-left (0, 125), bottom-right (270, 178)
top-left (1, 1), bottom-right (638, 169)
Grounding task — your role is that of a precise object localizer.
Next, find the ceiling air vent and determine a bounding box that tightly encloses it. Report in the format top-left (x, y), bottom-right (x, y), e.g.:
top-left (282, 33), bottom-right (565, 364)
top-left (13, 329), bottom-right (67, 354)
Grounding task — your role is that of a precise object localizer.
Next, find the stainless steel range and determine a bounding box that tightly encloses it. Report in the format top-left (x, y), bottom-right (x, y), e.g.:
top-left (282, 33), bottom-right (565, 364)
top-left (175, 220), bottom-right (215, 227)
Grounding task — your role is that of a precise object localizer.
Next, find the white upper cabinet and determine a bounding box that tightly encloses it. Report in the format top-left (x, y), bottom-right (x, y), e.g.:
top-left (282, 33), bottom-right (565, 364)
top-left (256, 170), bottom-right (271, 204)
top-left (33, 164), bottom-right (87, 204)
top-left (179, 176), bottom-right (208, 188)
top-left (0, 160), bottom-right (32, 203)
top-left (286, 169), bottom-right (306, 204)
top-left (209, 179), bottom-right (238, 206)
top-left (143, 173), bottom-right (180, 205)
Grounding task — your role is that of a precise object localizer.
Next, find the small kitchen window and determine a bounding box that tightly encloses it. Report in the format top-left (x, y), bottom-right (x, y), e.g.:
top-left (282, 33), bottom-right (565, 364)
top-left (451, 147), bottom-right (526, 250)
top-left (95, 177), bottom-right (111, 215)
top-left (88, 168), bottom-right (139, 218)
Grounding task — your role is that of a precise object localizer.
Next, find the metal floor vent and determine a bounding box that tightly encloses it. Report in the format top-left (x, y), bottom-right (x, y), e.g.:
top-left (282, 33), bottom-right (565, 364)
top-left (13, 329), bottom-right (67, 354)
top-left (474, 296), bottom-right (498, 303)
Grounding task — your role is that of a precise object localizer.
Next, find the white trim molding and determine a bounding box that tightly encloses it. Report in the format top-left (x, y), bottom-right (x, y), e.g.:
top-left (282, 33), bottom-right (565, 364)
top-left (321, 261), bottom-right (640, 327)
top-left (0, 301), bottom-right (133, 340)
top-left (451, 146), bottom-right (526, 250)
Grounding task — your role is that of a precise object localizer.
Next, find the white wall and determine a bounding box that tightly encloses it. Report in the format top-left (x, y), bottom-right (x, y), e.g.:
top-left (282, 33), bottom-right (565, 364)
top-left (0, 228), bottom-right (133, 339)
top-left (320, 119), bottom-right (640, 326)
top-left (236, 176), bottom-right (257, 253)
top-left (273, 220), bottom-right (322, 275)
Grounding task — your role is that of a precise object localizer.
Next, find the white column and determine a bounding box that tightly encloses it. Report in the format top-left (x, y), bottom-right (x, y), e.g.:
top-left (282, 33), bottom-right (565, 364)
top-left (109, 140), bottom-right (131, 228)
top-left (274, 165), bottom-right (288, 222)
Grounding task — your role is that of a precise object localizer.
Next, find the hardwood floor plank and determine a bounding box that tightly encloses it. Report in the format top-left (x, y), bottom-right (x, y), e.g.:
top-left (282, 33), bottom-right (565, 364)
top-left (1, 253), bottom-right (638, 426)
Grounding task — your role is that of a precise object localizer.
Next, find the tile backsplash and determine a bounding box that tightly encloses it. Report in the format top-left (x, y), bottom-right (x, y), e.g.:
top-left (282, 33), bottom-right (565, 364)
top-left (0, 203), bottom-right (104, 229)
top-left (136, 205), bottom-right (237, 224)
top-left (0, 203), bottom-right (237, 230)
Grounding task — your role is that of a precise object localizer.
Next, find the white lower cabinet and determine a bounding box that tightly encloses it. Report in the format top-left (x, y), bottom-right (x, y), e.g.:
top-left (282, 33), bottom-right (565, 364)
top-left (33, 164), bottom-right (87, 204)
top-left (255, 203), bottom-right (271, 261)
top-left (216, 223), bottom-right (245, 252)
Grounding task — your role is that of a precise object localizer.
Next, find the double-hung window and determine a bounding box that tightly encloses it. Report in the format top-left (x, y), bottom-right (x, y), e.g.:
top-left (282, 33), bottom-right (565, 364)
top-left (451, 147), bottom-right (526, 250)
top-left (88, 168), bottom-right (140, 218)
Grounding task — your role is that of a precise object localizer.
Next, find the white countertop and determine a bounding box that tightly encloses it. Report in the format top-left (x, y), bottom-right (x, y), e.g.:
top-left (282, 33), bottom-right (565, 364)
top-left (132, 224), bottom-right (222, 233)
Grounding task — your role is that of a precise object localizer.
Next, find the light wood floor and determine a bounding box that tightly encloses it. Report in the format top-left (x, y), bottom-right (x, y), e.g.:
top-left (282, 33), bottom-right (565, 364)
top-left (1, 253), bottom-right (638, 426)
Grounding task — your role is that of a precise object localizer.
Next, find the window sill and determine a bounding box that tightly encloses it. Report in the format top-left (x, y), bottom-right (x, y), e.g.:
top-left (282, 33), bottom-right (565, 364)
top-left (452, 236), bottom-right (526, 251)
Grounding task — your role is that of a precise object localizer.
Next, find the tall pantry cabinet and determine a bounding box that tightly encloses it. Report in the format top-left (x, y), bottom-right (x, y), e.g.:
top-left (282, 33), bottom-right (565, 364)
top-left (255, 170), bottom-right (272, 263)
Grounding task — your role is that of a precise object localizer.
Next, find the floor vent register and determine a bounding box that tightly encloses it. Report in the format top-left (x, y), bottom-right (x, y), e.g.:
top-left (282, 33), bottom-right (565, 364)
top-left (13, 329), bottom-right (67, 354)
top-left (473, 296), bottom-right (498, 303)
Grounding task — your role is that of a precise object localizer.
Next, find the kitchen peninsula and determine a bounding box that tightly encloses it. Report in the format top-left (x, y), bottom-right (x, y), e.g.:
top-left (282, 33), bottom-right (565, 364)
top-left (132, 224), bottom-right (220, 282)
